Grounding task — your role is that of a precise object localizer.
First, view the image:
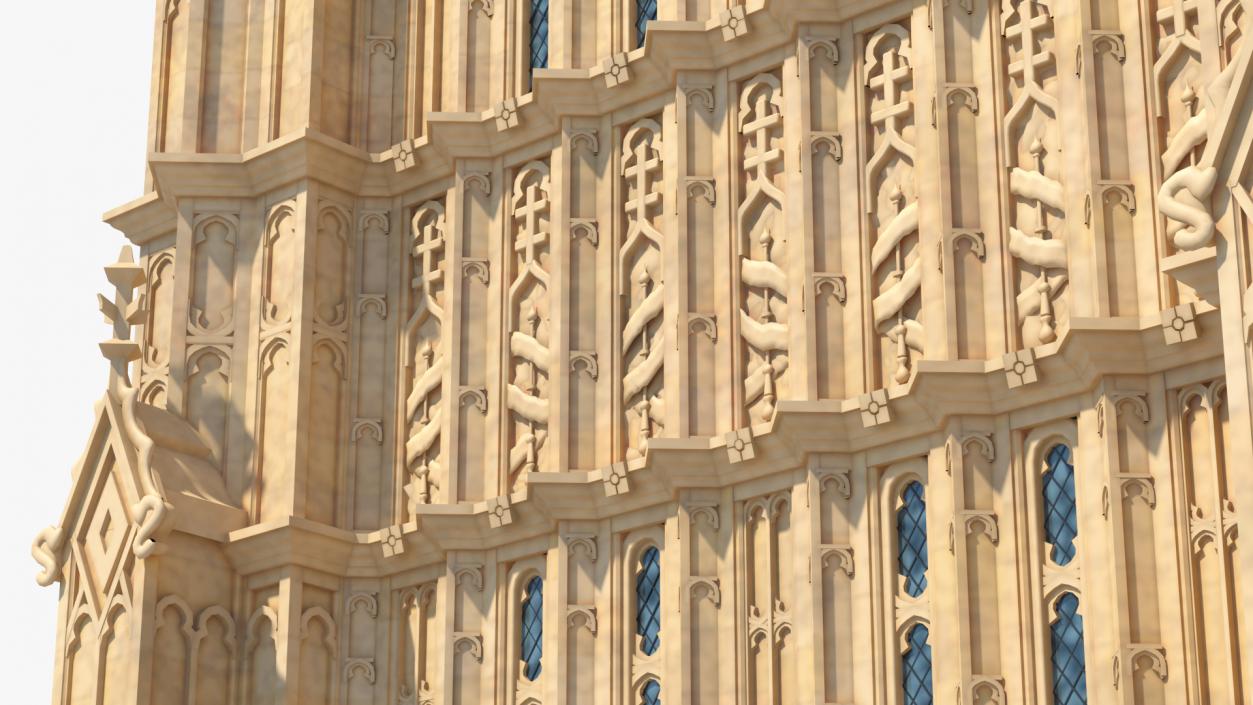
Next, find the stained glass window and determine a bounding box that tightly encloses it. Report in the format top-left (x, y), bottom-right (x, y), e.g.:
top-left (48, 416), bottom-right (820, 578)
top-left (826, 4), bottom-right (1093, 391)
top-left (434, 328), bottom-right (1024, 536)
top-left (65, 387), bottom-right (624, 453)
top-left (528, 0), bottom-right (548, 87)
top-left (898, 481), bottom-right (928, 598)
top-left (1043, 444), bottom-right (1078, 566)
top-left (520, 576), bottom-right (543, 681)
top-left (637, 546), bottom-right (661, 655)
top-left (636, 0), bottom-right (657, 48)
top-left (1051, 593), bottom-right (1088, 705)
top-left (641, 678), bottom-right (661, 705)
top-left (902, 624), bottom-right (933, 705)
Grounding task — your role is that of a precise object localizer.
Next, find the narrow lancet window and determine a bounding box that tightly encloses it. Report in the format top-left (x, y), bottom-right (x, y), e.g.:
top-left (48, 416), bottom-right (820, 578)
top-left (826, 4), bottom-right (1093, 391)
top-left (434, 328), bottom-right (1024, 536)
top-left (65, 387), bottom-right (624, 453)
top-left (636, 546), bottom-right (661, 655)
top-left (635, 0), bottom-right (657, 47)
top-left (640, 678), bottom-right (661, 705)
top-left (1043, 444), bottom-right (1078, 565)
top-left (902, 624), bottom-right (933, 705)
top-left (521, 576), bottom-right (544, 681)
top-left (1050, 593), bottom-right (1088, 705)
top-left (528, 0), bottom-right (549, 88)
top-left (898, 481), bottom-right (928, 598)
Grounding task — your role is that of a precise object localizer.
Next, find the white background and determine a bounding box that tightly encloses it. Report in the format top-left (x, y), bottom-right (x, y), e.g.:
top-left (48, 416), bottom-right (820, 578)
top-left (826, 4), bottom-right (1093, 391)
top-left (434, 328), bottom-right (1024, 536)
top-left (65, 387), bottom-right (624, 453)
top-left (0, 3), bottom-right (155, 700)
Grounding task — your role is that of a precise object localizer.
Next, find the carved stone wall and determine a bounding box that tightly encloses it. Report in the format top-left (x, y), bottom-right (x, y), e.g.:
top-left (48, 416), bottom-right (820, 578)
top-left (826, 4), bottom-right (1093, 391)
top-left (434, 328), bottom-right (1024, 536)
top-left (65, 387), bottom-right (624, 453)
top-left (36, 0), bottom-right (1253, 704)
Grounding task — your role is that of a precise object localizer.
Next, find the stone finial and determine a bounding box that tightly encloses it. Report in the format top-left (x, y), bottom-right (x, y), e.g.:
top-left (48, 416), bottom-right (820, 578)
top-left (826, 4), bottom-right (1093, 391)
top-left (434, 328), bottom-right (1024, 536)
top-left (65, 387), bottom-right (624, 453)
top-left (98, 246), bottom-right (147, 393)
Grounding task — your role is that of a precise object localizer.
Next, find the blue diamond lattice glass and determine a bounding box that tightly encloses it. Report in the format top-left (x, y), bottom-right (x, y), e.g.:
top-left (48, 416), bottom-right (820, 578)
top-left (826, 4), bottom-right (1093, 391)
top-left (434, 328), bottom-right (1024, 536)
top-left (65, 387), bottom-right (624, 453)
top-left (1051, 592), bottom-right (1088, 705)
top-left (636, 546), bottom-right (661, 655)
top-left (641, 678), bottom-right (661, 705)
top-left (521, 576), bottom-right (544, 681)
top-left (1043, 445), bottom-right (1078, 566)
top-left (902, 624), bottom-right (933, 705)
top-left (636, 0), bottom-right (657, 47)
top-left (898, 481), bottom-right (928, 598)
top-left (528, 0), bottom-right (549, 88)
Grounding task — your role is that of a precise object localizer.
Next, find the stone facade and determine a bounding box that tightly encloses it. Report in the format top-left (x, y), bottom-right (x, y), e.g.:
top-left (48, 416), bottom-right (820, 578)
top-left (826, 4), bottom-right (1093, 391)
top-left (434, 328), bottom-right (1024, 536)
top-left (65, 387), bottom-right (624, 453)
top-left (32, 0), bottom-right (1253, 703)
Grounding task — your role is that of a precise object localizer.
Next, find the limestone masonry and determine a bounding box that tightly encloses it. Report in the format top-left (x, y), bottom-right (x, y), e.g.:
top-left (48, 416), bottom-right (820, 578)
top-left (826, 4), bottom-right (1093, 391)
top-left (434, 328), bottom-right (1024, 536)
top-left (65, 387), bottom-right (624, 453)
top-left (31, 0), bottom-right (1253, 703)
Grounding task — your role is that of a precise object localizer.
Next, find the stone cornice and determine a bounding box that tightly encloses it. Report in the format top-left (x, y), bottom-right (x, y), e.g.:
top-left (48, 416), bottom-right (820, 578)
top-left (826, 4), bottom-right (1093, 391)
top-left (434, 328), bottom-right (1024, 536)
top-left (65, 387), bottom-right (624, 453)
top-left (104, 0), bottom-right (899, 242)
top-left (218, 307), bottom-right (1222, 578)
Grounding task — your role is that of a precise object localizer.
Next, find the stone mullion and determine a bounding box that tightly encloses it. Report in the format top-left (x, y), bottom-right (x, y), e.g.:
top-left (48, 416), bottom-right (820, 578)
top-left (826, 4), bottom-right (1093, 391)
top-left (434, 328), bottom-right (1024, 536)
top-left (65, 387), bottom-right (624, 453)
top-left (356, 0), bottom-right (376, 146)
top-left (551, 136), bottom-right (571, 475)
top-left (712, 73), bottom-right (736, 436)
top-left (800, 465), bottom-right (827, 705)
top-left (166, 201), bottom-right (196, 415)
top-left (236, 197), bottom-right (265, 515)
top-left (943, 423), bottom-right (979, 704)
top-left (781, 48), bottom-right (813, 399)
top-left (727, 71), bottom-right (749, 430)
top-left (1076, 397), bottom-right (1118, 701)
top-left (544, 545), bottom-right (563, 705)
top-left (923, 438), bottom-right (958, 704)
top-left (485, 157), bottom-right (506, 495)
top-left (449, 0), bottom-right (472, 113)
top-left (867, 458), bottom-right (893, 705)
top-left (731, 498), bottom-right (748, 705)
top-left (438, 558), bottom-right (462, 705)
top-left (1007, 427), bottom-right (1046, 703)
top-left (608, 121), bottom-right (625, 461)
top-left (918, 6), bottom-right (958, 362)
top-left (172, 0), bottom-right (208, 152)
top-left (1092, 383), bottom-right (1143, 703)
top-left (675, 499), bottom-right (696, 703)
top-left (289, 183), bottom-right (320, 520)
top-left (1054, 5), bottom-right (1099, 321)
top-left (989, 416), bottom-right (1030, 703)
top-left (383, 198), bottom-right (405, 521)
top-left (276, 570), bottom-right (305, 705)
top-left (445, 169), bottom-right (470, 503)
top-left (1113, 0), bottom-right (1164, 315)
top-left (832, 21), bottom-right (867, 398)
top-left (671, 80), bottom-right (694, 436)
top-left (660, 100), bottom-right (682, 440)
top-left (794, 36), bottom-right (825, 400)
top-left (967, 0), bottom-right (1013, 358)
top-left (661, 505), bottom-right (683, 705)
top-left (1139, 376), bottom-right (1192, 703)
top-left (594, 113), bottom-right (615, 468)
top-left (556, 128), bottom-right (578, 480)
top-left (1074, 0), bottom-right (1120, 318)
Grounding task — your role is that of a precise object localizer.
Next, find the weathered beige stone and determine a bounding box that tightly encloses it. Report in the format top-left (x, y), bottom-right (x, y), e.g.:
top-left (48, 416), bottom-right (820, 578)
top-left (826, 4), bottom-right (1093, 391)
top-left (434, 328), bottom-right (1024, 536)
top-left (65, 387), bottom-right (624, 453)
top-left (32, 0), bottom-right (1253, 703)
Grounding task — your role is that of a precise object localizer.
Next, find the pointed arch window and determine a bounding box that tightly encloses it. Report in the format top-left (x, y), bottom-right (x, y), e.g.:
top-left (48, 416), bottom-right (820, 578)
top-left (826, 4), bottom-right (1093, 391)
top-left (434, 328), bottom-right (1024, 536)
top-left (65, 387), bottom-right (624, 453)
top-left (636, 546), bottom-right (661, 655)
top-left (1050, 593), bottom-right (1088, 705)
top-left (640, 678), bottom-right (661, 705)
top-left (528, 0), bottom-right (549, 88)
top-left (902, 624), bottom-right (933, 705)
top-left (520, 576), bottom-right (544, 681)
top-left (635, 0), bottom-right (657, 48)
top-left (1043, 445), bottom-right (1078, 565)
top-left (898, 481), bottom-right (928, 597)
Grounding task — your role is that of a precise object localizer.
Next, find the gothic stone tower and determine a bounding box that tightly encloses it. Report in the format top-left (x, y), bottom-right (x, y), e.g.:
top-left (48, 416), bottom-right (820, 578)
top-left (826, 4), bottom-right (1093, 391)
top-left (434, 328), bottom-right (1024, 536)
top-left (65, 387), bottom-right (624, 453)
top-left (32, 0), bottom-right (1253, 703)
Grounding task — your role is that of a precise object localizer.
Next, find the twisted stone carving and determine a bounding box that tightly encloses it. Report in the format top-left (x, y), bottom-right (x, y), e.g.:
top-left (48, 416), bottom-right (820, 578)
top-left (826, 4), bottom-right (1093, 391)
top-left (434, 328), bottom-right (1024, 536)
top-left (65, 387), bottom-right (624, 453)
top-left (738, 74), bottom-right (790, 418)
top-left (621, 120), bottom-right (666, 457)
top-left (404, 202), bottom-right (448, 512)
top-left (864, 26), bottom-right (923, 384)
top-left (506, 162), bottom-right (552, 487)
